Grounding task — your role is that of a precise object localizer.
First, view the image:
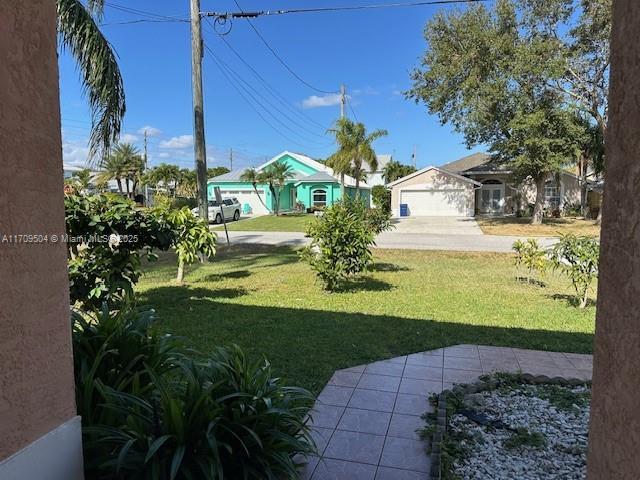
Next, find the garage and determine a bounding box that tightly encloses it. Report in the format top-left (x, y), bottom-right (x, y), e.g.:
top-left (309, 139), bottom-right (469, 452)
top-left (388, 166), bottom-right (480, 217)
top-left (217, 189), bottom-right (269, 215)
top-left (400, 189), bottom-right (470, 216)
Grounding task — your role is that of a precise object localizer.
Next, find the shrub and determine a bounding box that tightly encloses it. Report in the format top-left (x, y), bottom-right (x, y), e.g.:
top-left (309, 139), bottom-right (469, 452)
top-left (75, 306), bottom-right (315, 479)
top-left (300, 199), bottom-right (389, 291)
top-left (549, 234), bottom-right (599, 308)
top-left (153, 201), bottom-right (217, 283)
top-left (65, 192), bottom-right (175, 309)
top-left (512, 238), bottom-right (547, 284)
top-left (371, 185), bottom-right (391, 213)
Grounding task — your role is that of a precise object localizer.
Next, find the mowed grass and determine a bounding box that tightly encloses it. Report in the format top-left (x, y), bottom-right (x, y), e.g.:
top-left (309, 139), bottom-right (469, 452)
top-left (477, 216), bottom-right (600, 237)
top-left (137, 246), bottom-right (595, 392)
top-left (213, 214), bottom-right (312, 232)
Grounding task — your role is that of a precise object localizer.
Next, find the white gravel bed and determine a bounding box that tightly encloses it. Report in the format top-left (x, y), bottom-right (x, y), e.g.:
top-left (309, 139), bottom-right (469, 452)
top-left (448, 383), bottom-right (590, 480)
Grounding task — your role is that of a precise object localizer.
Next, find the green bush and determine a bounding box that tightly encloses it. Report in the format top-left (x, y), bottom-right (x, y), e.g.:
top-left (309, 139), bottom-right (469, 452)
top-left (371, 185), bottom-right (391, 213)
top-left (75, 306), bottom-right (315, 479)
top-left (300, 199), bottom-right (390, 291)
top-left (65, 193), bottom-right (175, 309)
top-left (549, 234), bottom-right (599, 308)
top-left (512, 238), bottom-right (547, 284)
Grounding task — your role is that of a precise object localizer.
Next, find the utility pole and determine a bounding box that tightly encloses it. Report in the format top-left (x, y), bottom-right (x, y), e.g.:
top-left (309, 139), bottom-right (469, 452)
top-left (143, 129), bottom-right (149, 205)
top-left (190, 0), bottom-right (208, 225)
top-left (412, 145), bottom-right (417, 168)
top-left (229, 148), bottom-right (233, 171)
top-left (340, 84), bottom-right (346, 119)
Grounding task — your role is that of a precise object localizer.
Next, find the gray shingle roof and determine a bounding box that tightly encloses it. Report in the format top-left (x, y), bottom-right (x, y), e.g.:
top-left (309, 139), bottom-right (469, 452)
top-left (209, 169), bottom-right (246, 181)
top-left (295, 171), bottom-right (339, 182)
top-left (440, 152), bottom-right (510, 174)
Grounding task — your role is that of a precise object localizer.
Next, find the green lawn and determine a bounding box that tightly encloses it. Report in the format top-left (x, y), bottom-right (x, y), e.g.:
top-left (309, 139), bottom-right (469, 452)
top-left (137, 246), bottom-right (595, 392)
top-left (213, 214), bottom-right (312, 232)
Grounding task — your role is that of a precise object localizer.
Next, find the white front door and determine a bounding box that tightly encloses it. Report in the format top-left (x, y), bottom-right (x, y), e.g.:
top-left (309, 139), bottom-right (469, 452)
top-left (479, 186), bottom-right (504, 214)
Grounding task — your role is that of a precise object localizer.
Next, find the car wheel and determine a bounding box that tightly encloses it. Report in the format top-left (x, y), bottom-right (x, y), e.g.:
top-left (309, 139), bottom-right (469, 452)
top-left (233, 210), bottom-right (240, 221)
top-left (215, 213), bottom-right (222, 224)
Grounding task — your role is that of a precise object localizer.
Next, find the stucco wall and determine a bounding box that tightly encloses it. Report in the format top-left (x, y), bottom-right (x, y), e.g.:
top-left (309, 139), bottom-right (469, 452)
top-left (520, 172), bottom-right (581, 210)
top-left (390, 168), bottom-right (475, 213)
top-left (0, 0), bottom-right (77, 461)
top-left (586, 1), bottom-right (640, 477)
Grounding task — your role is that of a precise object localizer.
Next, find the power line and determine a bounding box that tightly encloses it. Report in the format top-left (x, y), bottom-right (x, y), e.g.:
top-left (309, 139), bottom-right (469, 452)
top-left (346, 95), bottom-right (359, 122)
top-left (204, 0), bottom-right (487, 19)
top-left (104, 2), bottom-right (188, 22)
top-left (230, 0), bottom-right (338, 95)
top-left (203, 42), bottom-right (330, 151)
top-left (204, 18), bottom-right (330, 134)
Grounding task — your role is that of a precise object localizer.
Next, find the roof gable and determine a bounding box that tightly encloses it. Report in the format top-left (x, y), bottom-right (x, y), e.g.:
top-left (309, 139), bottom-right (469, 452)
top-left (387, 166), bottom-right (481, 187)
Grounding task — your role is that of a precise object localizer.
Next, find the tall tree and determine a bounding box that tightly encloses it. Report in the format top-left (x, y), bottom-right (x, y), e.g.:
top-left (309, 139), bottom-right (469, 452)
top-left (240, 168), bottom-right (270, 212)
top-left (56, 0), bottom-right (126, 160)
top-left (207, 166), bottom-right (231, 179)
top-left (258, 163), bottom-right (294, 216)
top-left (382, 160), bottom-right (417, 183)
top-left (408, 0), bottom-right (599, 223)
top-left (327, 118), bottom-right (387, 198)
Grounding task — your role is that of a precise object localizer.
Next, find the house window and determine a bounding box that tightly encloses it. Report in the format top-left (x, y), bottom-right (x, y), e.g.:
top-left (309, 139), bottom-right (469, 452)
top-left (545, 180), bottom-right (561, 208)
top-left (312, 189), bottom-right (327, 207)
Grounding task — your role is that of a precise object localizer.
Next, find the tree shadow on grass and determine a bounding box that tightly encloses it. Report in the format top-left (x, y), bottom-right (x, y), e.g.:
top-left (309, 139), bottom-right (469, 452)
top-left (370, 263), bottom-right (411, 273)
top-left (548, 294), bottom-right (597, 308)
top-left (335, 277), bottom-right (395, 293)
top-left (139, 286), bottom-right (594, 392)
top-left (201, 270), bottom-right (252, 282)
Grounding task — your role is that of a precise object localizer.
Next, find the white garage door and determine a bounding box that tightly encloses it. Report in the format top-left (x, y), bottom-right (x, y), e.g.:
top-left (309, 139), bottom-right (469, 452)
top-left (218, 189), bottom-right (269, 215)
top-left (400, 189), bottom-right (470, 217)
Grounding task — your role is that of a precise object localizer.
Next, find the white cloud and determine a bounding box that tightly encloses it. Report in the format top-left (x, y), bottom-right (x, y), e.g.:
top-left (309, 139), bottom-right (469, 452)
top-left (157, 152), bottom-right (171, 159)
top-left (352, 86), bottom-right (380, 96)
top-left (62, 140), bottom-right (91, 166)
top-left (301, 93), bottom-right (344, 109)
top-left (160, 135), bottom-right (194, 149)
top-left (120, 133), bottom-right (139, 143)
top-left (137, 125), bottom-right (162, 137)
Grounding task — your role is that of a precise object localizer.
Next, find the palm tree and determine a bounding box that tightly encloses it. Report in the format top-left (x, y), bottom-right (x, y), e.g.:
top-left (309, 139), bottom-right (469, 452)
top-left (382, 160), bottom-right (417, 183)
top-left (56, 0), bottom-right (126, 161)
top-left (258, 163), bottom-right (294, 215)
top-left (240, 168), bottom-right (270, 212)
top-left (96, 143), bottom-right (141, 195)
top-left (328, 118), bottom-right (388, 198)
top-left (70, 168), bottom-right (93, 191)
top-left (177, 169), bottom-right (197, 198)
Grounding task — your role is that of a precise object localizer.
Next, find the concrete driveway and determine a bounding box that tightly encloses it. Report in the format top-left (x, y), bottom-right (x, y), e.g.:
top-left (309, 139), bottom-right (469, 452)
top-left (391, 216), bottom-right (483, 235)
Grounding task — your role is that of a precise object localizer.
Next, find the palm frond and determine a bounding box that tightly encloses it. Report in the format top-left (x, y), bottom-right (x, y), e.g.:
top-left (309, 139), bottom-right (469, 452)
top-left (57, 0), bottom-right (125, 163)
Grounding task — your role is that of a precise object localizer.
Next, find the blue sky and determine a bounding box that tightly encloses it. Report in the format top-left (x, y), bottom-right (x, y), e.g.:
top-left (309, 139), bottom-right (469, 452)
top-left (59, 0), bottom-right (484, 171)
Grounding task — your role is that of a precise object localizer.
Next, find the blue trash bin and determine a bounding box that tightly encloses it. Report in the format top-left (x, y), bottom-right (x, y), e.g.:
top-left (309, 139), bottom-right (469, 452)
top-left (400, 203), bottom-right (409, 217)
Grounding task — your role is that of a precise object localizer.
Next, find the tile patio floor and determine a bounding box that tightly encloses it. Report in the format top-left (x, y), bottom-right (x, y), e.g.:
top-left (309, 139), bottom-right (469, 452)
top-left (299, 344), bottom-right (593, 480)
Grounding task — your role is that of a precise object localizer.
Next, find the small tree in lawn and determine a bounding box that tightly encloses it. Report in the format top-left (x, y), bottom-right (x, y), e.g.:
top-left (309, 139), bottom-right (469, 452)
top-left (155, 204), bottom-right (217, 283)
top-left (512, 238), bottom-right (547, 284)
top-left (549, 234), bottom-right (599, 308)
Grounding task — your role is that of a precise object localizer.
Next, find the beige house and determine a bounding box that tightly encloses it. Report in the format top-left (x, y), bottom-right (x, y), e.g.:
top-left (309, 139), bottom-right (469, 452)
top-left (389, 152), bottom-right (583, 217)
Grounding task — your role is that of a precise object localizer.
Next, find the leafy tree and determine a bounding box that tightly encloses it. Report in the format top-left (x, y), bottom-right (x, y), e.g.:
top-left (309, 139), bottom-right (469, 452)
top-left (549, 234), bottom-right (599, 308)
top-left (512, 238), bottom-right (548, 284)
top-left (145, 163), bottom-right (182, 196)
top-left (56, 0), bottom-right (125, 159)
top-left (327, 118), bottom-right (388, 198)
top-left (408, 0), bottom-right (608, 224)
top-left (382, 160), bottom-right (417, 183)
top-left (96, 150), bottom-right (127, 193)
top-left (208, 166), bottom-right (231, 178)
top-left (68, 168), bottom-right (93, 192)
top-left (177, 168), bottom-right (198, 198)
top-left (240, 168), bottom-right (270, 212)
top-left (257, 163), bottom-right (294, 215)
top-left (98, 143), bottom-right (143, 196)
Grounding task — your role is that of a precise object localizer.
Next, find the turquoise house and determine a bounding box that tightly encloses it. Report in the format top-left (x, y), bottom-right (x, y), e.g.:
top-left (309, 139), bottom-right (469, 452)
top-left (207, 151), bottom-right (371, 215)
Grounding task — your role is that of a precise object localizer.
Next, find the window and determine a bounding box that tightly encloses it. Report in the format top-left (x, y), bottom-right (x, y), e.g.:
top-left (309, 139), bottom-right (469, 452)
top-left (312, 189), bottom-right (327, 207)
top-left (544, 180), bottom-right (561, 208)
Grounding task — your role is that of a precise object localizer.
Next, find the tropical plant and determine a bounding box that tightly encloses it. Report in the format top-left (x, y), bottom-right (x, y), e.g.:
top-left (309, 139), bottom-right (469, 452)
top-left (300, 199), bottom-right (385, 291)
top-left (240, 168), bottom-right (270, 212)
top-left (96, 143), bottom-right (143, 196)
top-left (65, 192), bottom-right (175, 309)
top-left (327, 118), bottom-right (388, 198)
top-left (56, 0), bottom-right (125, 159)
top-left (382, 160), bottom-right (417, 183)
top-left (68, 168), bottom-right (94, 192)
top-left (549, 234), bottom-right (599, 308)
top-left (74, 306), bottom-right (315, 479)
top-left (177, 168), bottom-right (197, 198)
top-left (146, 163), bottom-right (183, 197)
top-left (258, 163), bottom-right (294, 216)
top-left (512, 239), bottom-right (548, 284)
top-left (153, 201), bottom-right (217, 283)
top-left (371, 185), bottom-right (391, 213)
